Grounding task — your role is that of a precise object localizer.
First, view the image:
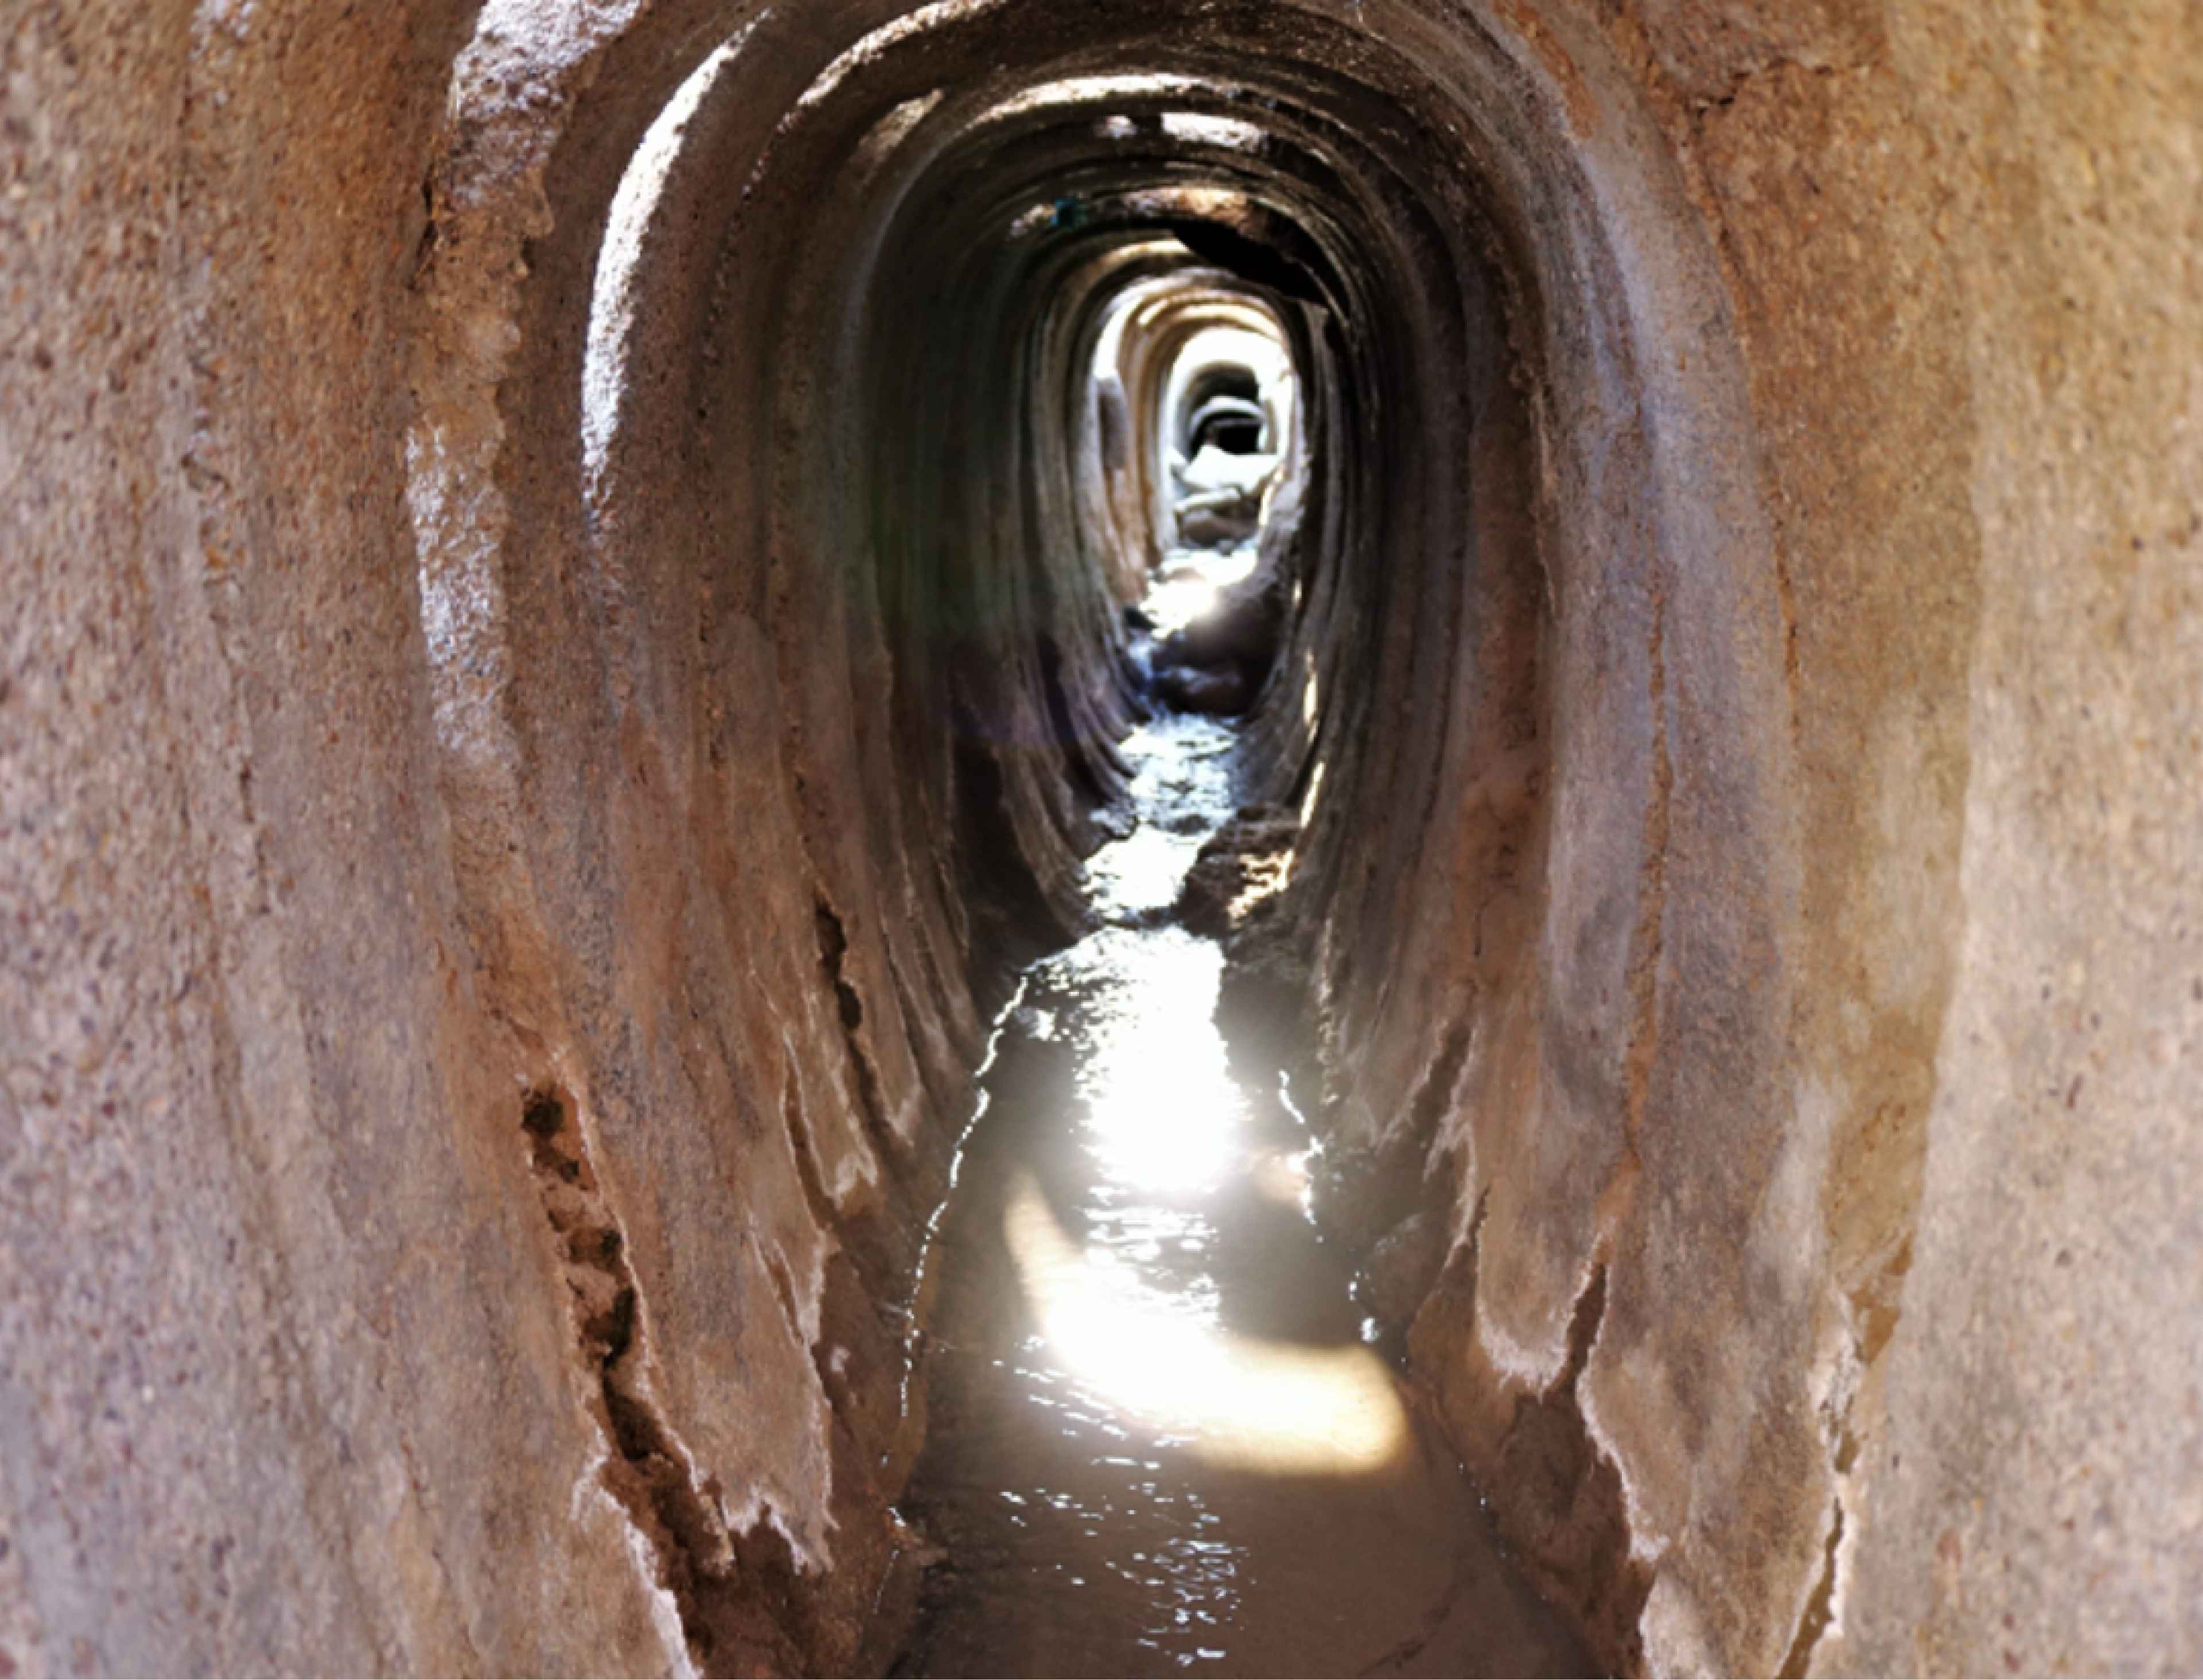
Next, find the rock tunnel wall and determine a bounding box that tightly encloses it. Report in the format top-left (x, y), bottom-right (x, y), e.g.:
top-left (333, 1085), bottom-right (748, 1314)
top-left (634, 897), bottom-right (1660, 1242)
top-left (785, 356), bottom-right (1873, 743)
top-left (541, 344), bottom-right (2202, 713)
top-left (3, 2), bottom-right (2201, 1675)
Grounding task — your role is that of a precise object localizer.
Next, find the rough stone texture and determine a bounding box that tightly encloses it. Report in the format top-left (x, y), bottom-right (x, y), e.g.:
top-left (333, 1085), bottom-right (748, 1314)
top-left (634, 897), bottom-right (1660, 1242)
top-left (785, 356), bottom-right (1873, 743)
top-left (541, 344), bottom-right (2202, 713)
top-left (3, 1), bottom-right (2201, 1676)
top-left (1252, 6), bottom-right (2203, 1675)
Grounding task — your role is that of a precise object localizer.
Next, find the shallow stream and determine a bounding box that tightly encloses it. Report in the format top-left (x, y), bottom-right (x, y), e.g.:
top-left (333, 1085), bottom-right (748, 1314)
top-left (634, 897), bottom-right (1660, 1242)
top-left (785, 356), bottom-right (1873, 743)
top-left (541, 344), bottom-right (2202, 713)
top-left (893, 616), bottom-right (1593, 1677)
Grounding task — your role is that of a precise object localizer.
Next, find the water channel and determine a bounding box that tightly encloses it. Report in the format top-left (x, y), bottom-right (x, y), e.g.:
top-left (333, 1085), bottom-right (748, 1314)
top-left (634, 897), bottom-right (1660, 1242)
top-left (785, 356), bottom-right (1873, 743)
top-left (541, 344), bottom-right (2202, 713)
top-left (891, 552), bottom-right (1593, 1678)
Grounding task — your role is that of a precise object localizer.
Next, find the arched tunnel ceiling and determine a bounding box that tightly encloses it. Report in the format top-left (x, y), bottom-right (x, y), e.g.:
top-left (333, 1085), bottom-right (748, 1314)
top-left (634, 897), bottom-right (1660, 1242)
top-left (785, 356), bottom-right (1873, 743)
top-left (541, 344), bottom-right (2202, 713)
top-left (417, 2), bottom-right (1799, 1670)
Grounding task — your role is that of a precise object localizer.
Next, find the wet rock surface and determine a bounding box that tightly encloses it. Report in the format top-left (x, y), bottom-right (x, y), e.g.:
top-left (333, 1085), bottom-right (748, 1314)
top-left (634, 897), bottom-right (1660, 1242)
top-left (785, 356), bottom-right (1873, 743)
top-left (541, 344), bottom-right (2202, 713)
top-left (1177, 811), bottom-right (1299, 940)
top-left (1152, 663), bottom-right (1254, 718)
top-left (893, 714), bottom-right (1590, 1679)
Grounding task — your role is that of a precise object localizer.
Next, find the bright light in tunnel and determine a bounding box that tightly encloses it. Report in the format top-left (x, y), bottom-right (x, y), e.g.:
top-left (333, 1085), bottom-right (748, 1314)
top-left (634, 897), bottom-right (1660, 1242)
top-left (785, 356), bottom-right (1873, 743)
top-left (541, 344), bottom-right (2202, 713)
top-left (1167, 326), bottom-right (1293, 434)
top-left (1067, 925), bottom-right (1240, 1193)
top-left (1004, 1171), bottom-right (1411, 1476)
top-left (1083, 264), bottom-right (1307, 639)
top-left (1250, 1145), bottom-right (1314, 1212)
top-left (999, 735), bottom-right (1408, 1479)
top-left (1145, 545), bottom-right (1261, 637)
top-left (1158, 319), bottom-right (1295, 558)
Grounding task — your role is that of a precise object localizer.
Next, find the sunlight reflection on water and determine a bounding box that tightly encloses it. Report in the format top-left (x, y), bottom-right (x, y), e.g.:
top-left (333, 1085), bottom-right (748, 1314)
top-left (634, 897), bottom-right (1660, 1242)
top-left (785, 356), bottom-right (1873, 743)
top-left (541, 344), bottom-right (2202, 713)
top-left (982, 710), bottom-right (1411, 1480)
top-left (1068, 929), bottom-right (1240, 1194)
top-left (1005, 1170), bottom-right (1410, 1477)
top-left (900, 695), bottom-right (1590, 1679)
top-left (1079, 713), bottom-right (1234, 918)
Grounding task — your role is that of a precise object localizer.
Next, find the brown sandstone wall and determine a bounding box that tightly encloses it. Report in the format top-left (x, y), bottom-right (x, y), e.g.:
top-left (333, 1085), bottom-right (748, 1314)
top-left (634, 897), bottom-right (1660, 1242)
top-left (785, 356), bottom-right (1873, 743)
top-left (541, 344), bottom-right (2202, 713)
top-left (1, 3), bottom-right (700, 1672)
top-left (2, 2), bottom-right (1099, 1670)
top-left (1270, 5), bottom-right (2203, 1673)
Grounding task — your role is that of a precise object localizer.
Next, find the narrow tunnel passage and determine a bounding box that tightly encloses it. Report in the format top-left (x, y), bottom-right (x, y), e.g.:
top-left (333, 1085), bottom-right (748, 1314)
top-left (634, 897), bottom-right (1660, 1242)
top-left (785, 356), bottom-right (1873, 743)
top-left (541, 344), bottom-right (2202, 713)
top-left (17, 2), bottom-right (2200, 1678)
top-left (404, 4), bottom-right (1782, 1672)
top-left (861, 278), bottom-right (1579, 1672)
top-left (889, 640), bottom-right (1590, 1676)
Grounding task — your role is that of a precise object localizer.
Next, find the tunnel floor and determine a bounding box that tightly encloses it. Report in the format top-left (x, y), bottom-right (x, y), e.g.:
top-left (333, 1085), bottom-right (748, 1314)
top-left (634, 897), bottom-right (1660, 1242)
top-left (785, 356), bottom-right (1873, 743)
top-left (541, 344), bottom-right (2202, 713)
top-left (891, 572), bottom-right (1593, 1678)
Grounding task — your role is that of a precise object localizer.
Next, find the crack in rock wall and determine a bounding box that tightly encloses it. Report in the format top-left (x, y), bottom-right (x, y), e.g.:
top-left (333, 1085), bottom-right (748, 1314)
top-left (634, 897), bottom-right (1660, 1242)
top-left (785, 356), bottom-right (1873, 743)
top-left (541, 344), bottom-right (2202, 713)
top-left (2, 1), bottom-right (2200, 1676)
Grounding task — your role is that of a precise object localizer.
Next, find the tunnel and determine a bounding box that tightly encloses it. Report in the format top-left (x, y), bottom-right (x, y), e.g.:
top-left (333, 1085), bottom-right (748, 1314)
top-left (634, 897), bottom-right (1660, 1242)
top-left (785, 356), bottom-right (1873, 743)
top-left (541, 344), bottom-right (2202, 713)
top-left (4, 2), bottom-right (2203, 1676)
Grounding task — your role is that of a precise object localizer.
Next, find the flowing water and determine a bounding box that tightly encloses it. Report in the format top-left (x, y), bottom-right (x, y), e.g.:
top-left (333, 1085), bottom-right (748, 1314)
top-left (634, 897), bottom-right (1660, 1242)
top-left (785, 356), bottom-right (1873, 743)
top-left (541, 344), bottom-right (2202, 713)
top-left (893, 569), bottom-right (1592, 1678)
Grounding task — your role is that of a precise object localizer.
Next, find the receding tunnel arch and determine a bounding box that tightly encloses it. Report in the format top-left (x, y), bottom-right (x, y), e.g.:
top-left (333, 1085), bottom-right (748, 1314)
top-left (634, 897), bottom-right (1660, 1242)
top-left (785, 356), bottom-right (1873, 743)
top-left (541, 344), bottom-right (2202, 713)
top-left (403, 0), bottom-right (1807, 1671)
